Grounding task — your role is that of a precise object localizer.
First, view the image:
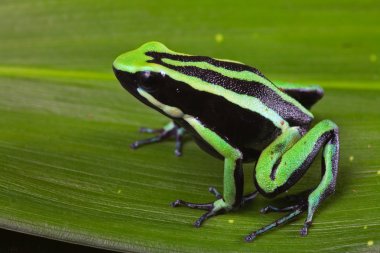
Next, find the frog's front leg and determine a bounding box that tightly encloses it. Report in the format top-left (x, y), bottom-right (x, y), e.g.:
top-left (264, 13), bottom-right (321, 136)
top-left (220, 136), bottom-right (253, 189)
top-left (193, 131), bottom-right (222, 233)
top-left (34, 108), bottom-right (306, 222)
top-left (130, 121), bottom-right (185, 156)
top-left (246, 120), bottom-right (339, 242)
top-left (171, 116), bottom-right (258, 227)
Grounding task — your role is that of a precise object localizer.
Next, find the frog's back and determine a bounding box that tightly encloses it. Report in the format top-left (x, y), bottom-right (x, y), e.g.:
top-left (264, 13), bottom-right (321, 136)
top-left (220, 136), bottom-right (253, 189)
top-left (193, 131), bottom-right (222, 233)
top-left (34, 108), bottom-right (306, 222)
top-left (147, 49), bottom-right (313, 135)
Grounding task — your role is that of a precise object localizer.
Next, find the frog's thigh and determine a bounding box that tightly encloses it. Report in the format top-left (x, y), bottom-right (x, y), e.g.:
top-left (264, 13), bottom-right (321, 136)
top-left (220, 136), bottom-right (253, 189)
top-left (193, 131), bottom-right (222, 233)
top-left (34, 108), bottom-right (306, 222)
top-left (275, 82), bottom-right (324, 109)
top-left (254, 126), bottom-right (303, 195)
top-left (255, 120), bottom-right (339, 221)
top-left (184, 115), bottom-right (243, 207)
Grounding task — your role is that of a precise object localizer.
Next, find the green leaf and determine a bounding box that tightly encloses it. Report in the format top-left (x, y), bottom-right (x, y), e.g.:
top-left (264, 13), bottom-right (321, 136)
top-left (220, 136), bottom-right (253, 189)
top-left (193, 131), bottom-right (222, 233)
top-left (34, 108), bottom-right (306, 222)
top-left (1, 1), bottom-right (379, 252)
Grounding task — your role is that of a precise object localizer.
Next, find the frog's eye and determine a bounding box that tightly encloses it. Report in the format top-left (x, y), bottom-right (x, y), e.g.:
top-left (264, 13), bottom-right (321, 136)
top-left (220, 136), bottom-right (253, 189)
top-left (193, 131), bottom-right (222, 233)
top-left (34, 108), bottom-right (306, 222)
top-left (142, 71), bottom-right (151, 79)
top-left (138, 71), bottom-right (162, 93)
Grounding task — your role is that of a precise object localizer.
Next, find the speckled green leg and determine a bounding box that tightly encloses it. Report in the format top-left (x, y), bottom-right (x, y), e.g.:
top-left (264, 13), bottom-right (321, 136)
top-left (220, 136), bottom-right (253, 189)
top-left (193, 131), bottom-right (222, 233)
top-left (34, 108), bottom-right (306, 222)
top-left (249, 120), bottom-right (339, 241)
top-left (130, 121), bottom-right (185, 156)
top-left (301, 128), bottom-right (339, 236)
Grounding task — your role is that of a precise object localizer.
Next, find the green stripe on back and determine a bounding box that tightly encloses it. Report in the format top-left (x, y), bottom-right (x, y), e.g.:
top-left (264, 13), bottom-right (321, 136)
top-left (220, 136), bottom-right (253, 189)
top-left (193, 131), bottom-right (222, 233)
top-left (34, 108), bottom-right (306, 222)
top-left (162, 58), bottom-right (274, 87)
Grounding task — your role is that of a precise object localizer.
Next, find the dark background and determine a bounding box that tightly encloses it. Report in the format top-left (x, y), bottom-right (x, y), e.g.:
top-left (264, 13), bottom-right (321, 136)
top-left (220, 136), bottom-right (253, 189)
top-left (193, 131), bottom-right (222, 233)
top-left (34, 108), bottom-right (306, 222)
top-left (0, 228), bottom-right (116, 253)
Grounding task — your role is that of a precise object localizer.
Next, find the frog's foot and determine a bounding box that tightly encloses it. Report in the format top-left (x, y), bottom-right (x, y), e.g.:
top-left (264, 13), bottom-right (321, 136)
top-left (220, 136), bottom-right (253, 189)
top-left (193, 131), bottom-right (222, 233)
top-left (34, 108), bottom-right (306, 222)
top-left (260, 191), bottom-right (310, 214)
top-left (260, 203), bottom-right (305, 214)
top-left (245, 203), bottom-right (308, 242)
top-left (171, 187), bottom-right (258, 227)
top-left (130, 122), bottom-right (185, 156)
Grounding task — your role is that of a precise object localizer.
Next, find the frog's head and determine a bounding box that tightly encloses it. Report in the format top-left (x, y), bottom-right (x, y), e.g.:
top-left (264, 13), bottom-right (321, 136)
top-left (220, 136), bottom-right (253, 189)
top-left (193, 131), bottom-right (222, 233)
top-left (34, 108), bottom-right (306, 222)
top-left (113, 41), bottom-right (190, 118)
top-left (113, 41), bottom-right (168, 96)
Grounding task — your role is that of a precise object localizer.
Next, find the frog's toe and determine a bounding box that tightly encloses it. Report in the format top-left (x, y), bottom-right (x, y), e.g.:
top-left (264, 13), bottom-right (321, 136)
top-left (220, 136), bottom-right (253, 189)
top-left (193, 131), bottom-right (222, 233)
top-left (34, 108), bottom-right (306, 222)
top-left (193, 199), bottom-right (232, 227)
top-left (260, 203), bottom-right (303, 214)
top-left (300, 221), bottom-right (312, 236)
top-left (129, 134), bottom-right (167, 149)
top-left (170, 186), bottom-right (222, 210)
top-left (174, 131), bottom-right (184, 156)
top-left (246, 205), bottom-right (307, 242)
top-left (259, 189), bottom-right (311, 214)
top-left (130, 122), bottom-right (186, 154)
top-left (139, 127), bottom-right (163, 134)
top-left (194, 210), bottom-right (220, 228)
top-left (171, 191), bottom-right (234, 227)
top-left (208, 186), bottom-right (222, 199)
top-left (171, 199), bottom-right (213, 210)
top-left (193, 208), bottom-right (228, 228)
top-left (242, 191), bottom-right (259, 205)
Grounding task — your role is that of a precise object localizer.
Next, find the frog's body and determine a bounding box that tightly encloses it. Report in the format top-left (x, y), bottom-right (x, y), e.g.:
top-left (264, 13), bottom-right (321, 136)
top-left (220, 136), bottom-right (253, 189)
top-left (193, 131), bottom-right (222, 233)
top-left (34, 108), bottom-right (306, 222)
top-left (113, 42), bottom-right (339, 241)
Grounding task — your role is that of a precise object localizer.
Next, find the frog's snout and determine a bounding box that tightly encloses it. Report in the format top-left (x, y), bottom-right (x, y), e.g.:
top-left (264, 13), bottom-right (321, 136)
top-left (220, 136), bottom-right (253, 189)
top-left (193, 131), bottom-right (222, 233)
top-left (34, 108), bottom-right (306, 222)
top-left (113, 66), bottom-right (138, 94)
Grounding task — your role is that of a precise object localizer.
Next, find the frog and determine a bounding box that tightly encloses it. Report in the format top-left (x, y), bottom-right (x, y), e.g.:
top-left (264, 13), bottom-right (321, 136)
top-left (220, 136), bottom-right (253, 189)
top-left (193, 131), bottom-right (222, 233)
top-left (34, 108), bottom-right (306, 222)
top-left (112, 41), bottom-right (339, 241)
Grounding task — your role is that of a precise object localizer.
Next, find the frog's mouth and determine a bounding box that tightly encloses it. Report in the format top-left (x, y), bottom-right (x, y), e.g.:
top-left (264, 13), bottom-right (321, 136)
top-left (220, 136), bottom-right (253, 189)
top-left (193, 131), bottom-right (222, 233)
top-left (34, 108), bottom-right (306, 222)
top-left (113, 66), bottom-right (157, 110)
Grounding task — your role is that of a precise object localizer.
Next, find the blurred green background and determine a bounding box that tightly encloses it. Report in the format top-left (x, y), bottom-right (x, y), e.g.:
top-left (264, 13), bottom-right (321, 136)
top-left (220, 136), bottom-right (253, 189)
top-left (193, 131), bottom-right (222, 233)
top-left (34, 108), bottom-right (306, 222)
top-left (1, 1), bottom-right (379, 82)
top-left (0, 1), bottom-right (379, 252)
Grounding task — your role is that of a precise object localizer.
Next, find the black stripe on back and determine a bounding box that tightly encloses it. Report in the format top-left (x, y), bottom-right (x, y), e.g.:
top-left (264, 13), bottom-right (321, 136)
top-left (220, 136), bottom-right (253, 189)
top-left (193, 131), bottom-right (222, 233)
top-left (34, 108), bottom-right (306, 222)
top-left (146, 51), bottom-right (312, 126)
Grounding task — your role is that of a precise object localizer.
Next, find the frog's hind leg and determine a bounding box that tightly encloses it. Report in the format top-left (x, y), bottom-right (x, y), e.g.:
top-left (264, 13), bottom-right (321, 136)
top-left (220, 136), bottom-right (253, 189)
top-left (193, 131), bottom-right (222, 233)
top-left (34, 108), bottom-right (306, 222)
top-left (275, 82), bottom-right (324, 109)
top-left (130, 121), bottom-right (185, 156)
top-left (246, 120), bottom-right (339, 242)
